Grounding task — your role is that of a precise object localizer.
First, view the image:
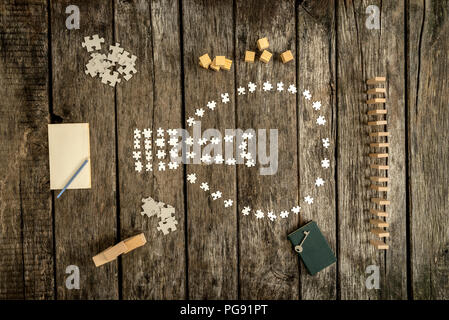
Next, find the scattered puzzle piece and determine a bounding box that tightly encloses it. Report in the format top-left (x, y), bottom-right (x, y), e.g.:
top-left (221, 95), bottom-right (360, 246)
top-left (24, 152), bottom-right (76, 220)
top-left (157, 216), bottom-right (178, 235)
top-left (100, 70), bottom-right (121, 87)
top-left (141, 197), bottom-right (164, 218)
top-left (82, 34), bottom-right (104, 52)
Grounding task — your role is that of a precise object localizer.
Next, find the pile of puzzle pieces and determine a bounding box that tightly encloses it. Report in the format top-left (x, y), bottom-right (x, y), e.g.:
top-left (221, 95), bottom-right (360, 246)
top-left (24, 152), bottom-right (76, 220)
top-left (82, 34), bottom-right (137, 87)
top-left (141, 196), bottom-right (178, 236)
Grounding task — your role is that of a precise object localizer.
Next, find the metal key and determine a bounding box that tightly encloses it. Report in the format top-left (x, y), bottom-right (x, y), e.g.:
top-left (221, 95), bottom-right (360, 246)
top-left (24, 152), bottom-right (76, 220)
top-left (295, 231), bottom-right (310, 253)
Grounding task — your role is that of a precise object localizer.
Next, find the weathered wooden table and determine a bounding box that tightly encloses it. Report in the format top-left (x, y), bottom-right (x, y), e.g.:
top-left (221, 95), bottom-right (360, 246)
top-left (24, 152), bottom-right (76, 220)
top-left (0, 0), bottom-right (448, 300)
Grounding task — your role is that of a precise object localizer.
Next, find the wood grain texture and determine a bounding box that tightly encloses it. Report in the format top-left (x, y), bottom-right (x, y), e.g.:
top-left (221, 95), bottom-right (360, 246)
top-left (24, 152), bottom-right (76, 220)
top-left (182, 0), bottom-right (238, 299)
top-left (0, 0), bottom-right (54, 299)
top-left (236, 0), bottom-right (299, 299)
top-left (376, 0), bottom-right (407, 300)
top-left (51, 0), bottom-right (118, 299)
top-left (1, 0), bottom-right (448, 300)
top-left (408, 0), bottom-right (449, 300)
top-left (336, 0), bottom-right (407, 299)
top-left (297, 0), bottom-right (337, 300)
top-left (115, 0), bottom-right (186, 299)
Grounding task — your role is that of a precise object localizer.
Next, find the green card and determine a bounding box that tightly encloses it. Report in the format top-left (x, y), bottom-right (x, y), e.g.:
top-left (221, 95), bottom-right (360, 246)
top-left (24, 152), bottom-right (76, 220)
top-left (287, 221), bottom-right (336, 276)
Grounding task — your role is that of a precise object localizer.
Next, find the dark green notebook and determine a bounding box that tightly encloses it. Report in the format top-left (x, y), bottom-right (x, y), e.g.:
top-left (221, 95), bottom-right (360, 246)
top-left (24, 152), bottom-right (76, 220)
top-left (287, 221), bottom-right (336, 276)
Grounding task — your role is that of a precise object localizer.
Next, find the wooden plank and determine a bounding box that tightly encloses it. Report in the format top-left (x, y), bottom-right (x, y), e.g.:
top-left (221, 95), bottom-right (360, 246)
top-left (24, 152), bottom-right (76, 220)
top-left (115, 0), bottom-right (186, 299)
top-left (51, 0), bottom-right (118, 299)
top-left (297, 0), bottom-right (337, 299)
top-left (182, 0), bottom-right (237, 299)
top-left (0, 0), bottom-right (54, 299)
top-left (408, 0), bottom-right (449, 299)
top-left (235, 0), bottom-right (299, 300)
top-left (337, 0), bottom-right (407, 299)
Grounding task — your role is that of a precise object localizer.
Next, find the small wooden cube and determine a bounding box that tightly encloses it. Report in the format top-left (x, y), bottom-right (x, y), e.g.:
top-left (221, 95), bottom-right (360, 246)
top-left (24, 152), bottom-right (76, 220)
top-left (222, 58), bottom-right (232, 71)
top-left (215, 56), bottom-right (226, 67)
top-left (245, 50), bottom-right (255, 63)
top-left (280, 50), bottom-right (293, 63)
top-left (199, 53), bottom-right (211, 69)
top-left (257, 37), bottom-right (269, 51)
top-left (259, 50), bottom-right (272, 63)
top-left (210, 58), bottom-right (220, 71)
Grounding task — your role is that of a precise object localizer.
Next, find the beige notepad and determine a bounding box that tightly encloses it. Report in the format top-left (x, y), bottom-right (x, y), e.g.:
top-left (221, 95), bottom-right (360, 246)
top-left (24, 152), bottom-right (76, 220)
top-left (48, 123), bottom-right (91, 190)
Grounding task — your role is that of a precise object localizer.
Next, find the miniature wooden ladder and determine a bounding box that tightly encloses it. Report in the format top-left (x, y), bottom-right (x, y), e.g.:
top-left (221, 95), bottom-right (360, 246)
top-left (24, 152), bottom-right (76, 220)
top-left (366, 77), bottom-right (389, 250)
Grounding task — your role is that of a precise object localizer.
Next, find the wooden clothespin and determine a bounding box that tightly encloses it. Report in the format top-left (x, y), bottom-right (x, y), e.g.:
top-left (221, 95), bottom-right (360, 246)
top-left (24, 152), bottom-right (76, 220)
top-left (93, 233), bottom-right (147, 267)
